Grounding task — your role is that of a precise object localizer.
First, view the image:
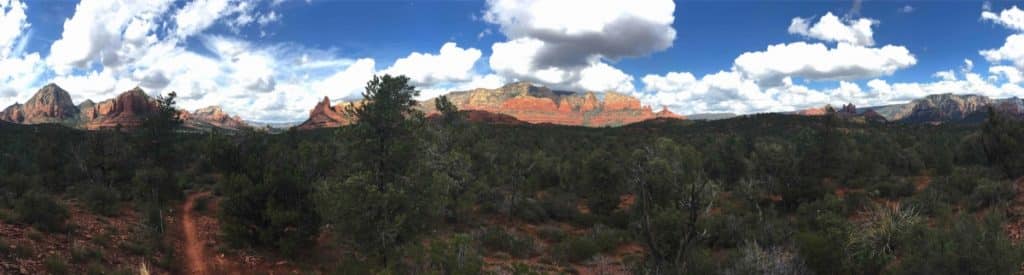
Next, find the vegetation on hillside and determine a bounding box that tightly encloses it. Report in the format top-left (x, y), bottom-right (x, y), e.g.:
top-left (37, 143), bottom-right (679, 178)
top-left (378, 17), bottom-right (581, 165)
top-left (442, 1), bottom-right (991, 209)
top-left (1, 75), bottom-right (1023, 274)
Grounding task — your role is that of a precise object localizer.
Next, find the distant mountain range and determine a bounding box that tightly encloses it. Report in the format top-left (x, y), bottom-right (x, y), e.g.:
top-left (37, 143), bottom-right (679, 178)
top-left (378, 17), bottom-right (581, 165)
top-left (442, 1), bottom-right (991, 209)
top-left (0, 83), bottom-right (249, 131)
top-left (791, 94), bottom-right (1024, 124)
top-left (298, 82), bottom-right (684, 129)
top-left (2, 82), bottom-right (1021, 132)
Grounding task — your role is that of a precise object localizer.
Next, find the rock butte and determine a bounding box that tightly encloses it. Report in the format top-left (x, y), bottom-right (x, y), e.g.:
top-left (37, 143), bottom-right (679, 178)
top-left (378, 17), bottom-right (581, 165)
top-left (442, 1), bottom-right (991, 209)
top-left (297, 82), bottom-right (685, 129)
top-left (0, 83), bottom-right (249, 131)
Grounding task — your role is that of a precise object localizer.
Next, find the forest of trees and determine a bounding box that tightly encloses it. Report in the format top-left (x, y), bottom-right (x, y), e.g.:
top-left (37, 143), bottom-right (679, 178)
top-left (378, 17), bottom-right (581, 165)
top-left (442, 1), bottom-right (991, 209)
top-left (1, 74), bottom-right (1024, 274)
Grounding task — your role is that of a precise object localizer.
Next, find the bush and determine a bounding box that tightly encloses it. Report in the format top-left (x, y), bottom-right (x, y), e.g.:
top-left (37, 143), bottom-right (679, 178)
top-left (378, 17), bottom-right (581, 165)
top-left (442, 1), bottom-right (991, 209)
top-left (479, 228), bottom-right (535, 258)
top-left (426, 234), bottom-right (483, 275)
top-left (536, 225), bottom-right (566, 242)
top-left (81, 184), bottom-right (120, 216)
top-left (968, 179), bottom-right (1013, 210)
top-left (539, 192), bottom-right (579, 221)
top-left (892, 213), bottom-right (1023, 275)
top-left (552, 235), bottom-right (601, 263)
top-left (552, 226), bottom-right (627, 263)
top-left (512, 198), bottom-right (547, 223)
top-left (14, 192), bottom-right (69, 232)
top-left (869, 178), bottom-right (915, 199)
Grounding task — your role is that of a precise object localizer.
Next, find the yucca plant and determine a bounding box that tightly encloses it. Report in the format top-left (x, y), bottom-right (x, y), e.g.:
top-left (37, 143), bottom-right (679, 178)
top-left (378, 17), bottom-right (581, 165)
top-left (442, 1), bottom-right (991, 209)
top-left (846, 202), bottom-right (921, 271)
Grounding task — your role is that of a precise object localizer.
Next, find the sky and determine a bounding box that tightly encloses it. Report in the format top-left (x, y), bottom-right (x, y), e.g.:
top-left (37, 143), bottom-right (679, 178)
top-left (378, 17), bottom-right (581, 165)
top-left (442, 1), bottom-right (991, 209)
top-left (1, 0), bottom-right (1024, 122)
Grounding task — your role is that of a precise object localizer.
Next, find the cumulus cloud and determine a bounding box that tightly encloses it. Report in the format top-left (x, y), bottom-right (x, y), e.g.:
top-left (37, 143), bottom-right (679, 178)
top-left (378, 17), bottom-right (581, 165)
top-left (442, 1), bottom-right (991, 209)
top-left (483, 0), bottom-right (673, 92)
top-left (638, 67), bottom-right (1023, 116)
top-left (981, 34), bottom-right (1024, 69)
top-left (991, 65), bottom-right (1024, 84)
top-left (383, 42), bottom-right (482, 87)
top-left (982, 5), bottom-right (1024, 32)
top-left (788, 12), bottom-right (875, 46)
top-left (47, 0), bottom-right (176, 74)
top-left (0, 0), bottom-right (29, 59)
top-left (734, 42), bottom-right (916, 87)
top-left (0, 0), bottom-right (47, 104)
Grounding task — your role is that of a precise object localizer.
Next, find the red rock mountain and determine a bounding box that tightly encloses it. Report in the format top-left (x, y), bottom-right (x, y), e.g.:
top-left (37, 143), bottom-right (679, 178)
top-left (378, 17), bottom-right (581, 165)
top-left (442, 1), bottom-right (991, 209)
top-left (296, 97), bottom-right (362, 130)
top-left (297, 82), bottom-right (685, 129)
top-left (0, 84), bottom-right (79, 124)
top-left (1, 84), bottom-right (249, 131)
top-left (80, 87), bottom-right (160, 129)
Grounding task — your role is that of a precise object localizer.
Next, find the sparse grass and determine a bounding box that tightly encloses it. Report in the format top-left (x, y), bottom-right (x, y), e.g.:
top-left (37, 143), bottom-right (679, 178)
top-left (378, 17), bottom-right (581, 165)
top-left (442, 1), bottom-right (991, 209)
top-left (91, 231), bottom-right (113, 248)
top-left (11, 242), bottom-right (34, 259)
top-left (26, 229), bottom-right (44, 242)
top-left (121, 240), bottom-right (150, 256)
top-left (71, 246), bottom-right (103, 263)
top-left (43, 255), bottom-right (69, 274)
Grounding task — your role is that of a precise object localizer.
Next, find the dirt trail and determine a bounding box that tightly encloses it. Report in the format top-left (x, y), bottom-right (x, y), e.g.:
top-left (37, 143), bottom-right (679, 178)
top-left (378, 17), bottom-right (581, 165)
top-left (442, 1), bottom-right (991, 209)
top-left (182, 191), bottom-right (211, 275)
top-left (1007, 177), bottom-right (1024, 242)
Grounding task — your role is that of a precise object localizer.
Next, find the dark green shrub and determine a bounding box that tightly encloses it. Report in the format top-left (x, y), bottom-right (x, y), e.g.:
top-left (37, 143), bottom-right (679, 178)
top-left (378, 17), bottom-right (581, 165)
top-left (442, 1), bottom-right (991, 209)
top-left (892, 213), bottom-right (1023, 275)
top-left (512, 198), bottom-right (547, 223)
top-left (536, 225), bottom-right (566, 242)
top-left (552, 235), bottom-right (601, 263)
top-left (479, 228), bottom-right (535, 258)
top-left (968, 179), bottom-right (1013, 210)
top-left (539, 192), bottom-right (579, 221)
top-left (552, 226), bottom-right (627, 263)
top-left (81, 184), bottom-right (119, 216)
top-left (869, 178), bottom-right (915, 199)
top-left (14, 192), bottom-right (68, 232)
top-left (795, 231), bottom-right (846, 273)
top-left (426, 234), bottom-right (483, 275)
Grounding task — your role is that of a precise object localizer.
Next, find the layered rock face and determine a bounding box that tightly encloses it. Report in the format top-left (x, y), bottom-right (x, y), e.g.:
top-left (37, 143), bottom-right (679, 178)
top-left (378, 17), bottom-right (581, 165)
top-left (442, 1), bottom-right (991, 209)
top-left (420, 82), bottom-right (681, 127)
top-left (0, 84), bottom-right (79, 124)
top-left (80, 88), bottom-right (160, 129)
top-left (181, 106), bottom-right (250, 131)
top-left (869, 94), bottom-right (1023, 124)
top-left (296, 97), bottom-right (361, 130)
top-left (1, 83), bottom-right (249, 131)
top-left (297, 82), bottom-right (685, 129)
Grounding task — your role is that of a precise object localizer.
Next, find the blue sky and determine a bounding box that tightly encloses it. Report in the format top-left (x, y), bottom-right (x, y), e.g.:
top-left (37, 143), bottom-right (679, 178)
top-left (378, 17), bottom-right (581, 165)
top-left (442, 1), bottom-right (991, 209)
top-left (1, 0), bottom-right (1023, 121)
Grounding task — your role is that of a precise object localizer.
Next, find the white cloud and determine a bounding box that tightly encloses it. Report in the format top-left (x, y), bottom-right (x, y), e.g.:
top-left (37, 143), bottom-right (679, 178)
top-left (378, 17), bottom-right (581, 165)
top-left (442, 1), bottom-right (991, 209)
top-left (312, 58), bottom-right (377, 102)
top-left (991, 65), bottom-right (1024, 84)
top-left (899, 5), bottom-right (915, 14)
top-left (0, 0), bottom-right (48, 105)
top-left (483, 0), bottom-right (673, 91)
top-left (47, 0), bottom-right (176, 74)
top-left (383, 42), bottom-right (482, 87)
top-left (788, 12), bottom-right (875, 46)
top-left (174, 0), bottom-right (232, 39)
top-left (0, 0), bottom-right (29, 59)
top-left (981, 34), bottom-right (1024, 69)
top-left (982, 5), bottom-right (1024, 32)
top-left (578, 62), bottom-right (635, 92)
top-left (934, 70), bottom-right (957, 81)
top-left (734, 42), bottom-right (916, 86)
top-left (639, 67), bottom-right (1023, 116)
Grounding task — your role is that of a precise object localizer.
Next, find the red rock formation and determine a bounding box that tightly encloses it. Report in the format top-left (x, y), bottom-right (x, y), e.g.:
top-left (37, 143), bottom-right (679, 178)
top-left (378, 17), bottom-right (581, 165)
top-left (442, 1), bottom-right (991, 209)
top-left (81, 87), bottom-right (159, 129)
top-left (0, 84), bottom-right (79, 124)
top-left (183, 106), bottom-right (250, 130)
top-left (655, 107), bottom-right (686, 120)
top-left (795, 106), bottom-right (829, 116)
top-left (296, 97), bottom-right (359, 130)
top-left (301, 82), bottom-right (682, 129)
